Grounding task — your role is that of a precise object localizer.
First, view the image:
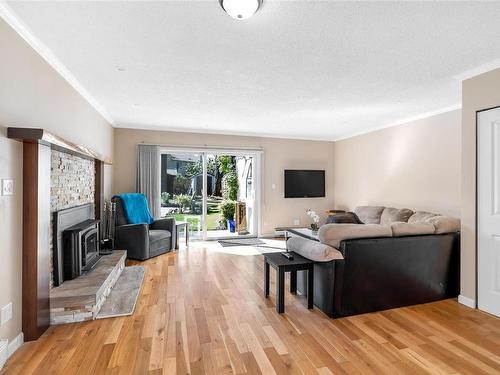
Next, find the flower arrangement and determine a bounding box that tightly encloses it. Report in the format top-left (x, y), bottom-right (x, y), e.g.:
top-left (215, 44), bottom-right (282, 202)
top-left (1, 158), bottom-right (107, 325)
top-left (306, 208), bottom-right (320, 232)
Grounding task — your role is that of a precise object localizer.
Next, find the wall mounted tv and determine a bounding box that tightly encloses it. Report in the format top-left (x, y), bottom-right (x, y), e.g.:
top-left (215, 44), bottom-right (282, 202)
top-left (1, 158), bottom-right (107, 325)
top-left (284, 170), bottom-right (325, 198)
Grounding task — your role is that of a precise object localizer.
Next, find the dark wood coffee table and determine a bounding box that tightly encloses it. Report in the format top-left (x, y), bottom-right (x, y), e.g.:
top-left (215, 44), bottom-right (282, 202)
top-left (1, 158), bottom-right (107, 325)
top-left (284, 227), bottom-right (319, 242)
top-left (263, 251), bottom-right (315, 314)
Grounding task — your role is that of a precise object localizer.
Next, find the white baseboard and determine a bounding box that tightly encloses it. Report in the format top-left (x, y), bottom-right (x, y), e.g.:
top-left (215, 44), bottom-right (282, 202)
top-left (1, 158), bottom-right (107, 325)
top-left (0, 340), bottom-right (7, 369)
top-left (458, 295), bottom-right (476, 308)
top-left (7, 333), bottom-right (23, 358)
top-left (0, 332), bottom-right (24, 370)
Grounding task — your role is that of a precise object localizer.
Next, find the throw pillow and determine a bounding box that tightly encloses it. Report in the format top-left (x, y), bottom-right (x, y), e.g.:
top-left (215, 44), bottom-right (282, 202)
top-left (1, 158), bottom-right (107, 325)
top-left (408, 211), bottom-right (438, 224)
top-left (326, 212), bottom-right (362, 224)
top-left (380, 207), bottom-right (414, 226)
top-left (354, 206), bottom-right (385, 224)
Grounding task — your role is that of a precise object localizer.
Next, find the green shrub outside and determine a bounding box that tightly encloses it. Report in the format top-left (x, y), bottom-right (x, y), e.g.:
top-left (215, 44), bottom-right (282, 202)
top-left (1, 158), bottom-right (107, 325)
top-left (222, 172), bottom-right (238, 201)
top-left (172, 194), bottom-right (192, 213)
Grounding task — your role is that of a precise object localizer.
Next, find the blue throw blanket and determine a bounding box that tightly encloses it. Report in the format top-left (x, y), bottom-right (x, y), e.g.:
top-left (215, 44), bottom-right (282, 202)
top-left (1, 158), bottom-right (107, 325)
top-left (114, 193), bottom-right (154, 225)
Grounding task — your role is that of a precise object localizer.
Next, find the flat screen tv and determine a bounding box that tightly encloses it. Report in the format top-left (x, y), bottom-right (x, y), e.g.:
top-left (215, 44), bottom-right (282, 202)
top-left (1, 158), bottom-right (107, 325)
top-left (284, 170), bottom-right (325, 198)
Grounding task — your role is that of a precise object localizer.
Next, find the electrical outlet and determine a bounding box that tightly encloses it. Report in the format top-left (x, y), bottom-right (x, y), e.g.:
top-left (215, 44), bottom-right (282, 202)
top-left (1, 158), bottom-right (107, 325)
top-left (1, 180), bottom-right (13, 196)
top-left (1, 303), bottom-right (12, 325)
top-left (293, 219), bottom-right (300, 226)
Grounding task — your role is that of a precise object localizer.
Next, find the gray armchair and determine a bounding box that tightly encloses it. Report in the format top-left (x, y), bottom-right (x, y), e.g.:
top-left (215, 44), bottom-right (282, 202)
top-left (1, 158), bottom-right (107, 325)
top-left (112, 197), bottom-right (176, 260)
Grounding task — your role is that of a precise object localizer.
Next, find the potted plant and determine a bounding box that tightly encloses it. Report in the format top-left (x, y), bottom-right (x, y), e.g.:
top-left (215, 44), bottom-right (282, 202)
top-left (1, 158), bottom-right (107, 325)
top-left (219, 200), bottom-right (236, 233)
top-left (306, 208), bottom-right (320, 232)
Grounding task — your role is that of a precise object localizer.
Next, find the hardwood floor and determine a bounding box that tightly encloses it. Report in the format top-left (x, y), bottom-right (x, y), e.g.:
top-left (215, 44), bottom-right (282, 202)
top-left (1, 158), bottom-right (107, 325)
top-left (3, 240), bottom-right (500, 374)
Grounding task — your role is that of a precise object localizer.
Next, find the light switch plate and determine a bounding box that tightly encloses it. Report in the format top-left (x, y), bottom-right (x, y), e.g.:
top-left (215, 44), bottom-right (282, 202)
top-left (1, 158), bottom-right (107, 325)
top-left (1, 180), bottom-right (13, 196)
top-left (293, 219), bottom-right (300, 226)
top-left (1, 303), bottom-right (12, 325)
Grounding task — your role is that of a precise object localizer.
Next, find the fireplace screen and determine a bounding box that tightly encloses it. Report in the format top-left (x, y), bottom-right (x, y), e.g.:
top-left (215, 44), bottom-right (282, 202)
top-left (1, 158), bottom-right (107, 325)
top-left (63, 219), bottom-right (101, 280)
top-left (81, 227), bottom-right (99, 268)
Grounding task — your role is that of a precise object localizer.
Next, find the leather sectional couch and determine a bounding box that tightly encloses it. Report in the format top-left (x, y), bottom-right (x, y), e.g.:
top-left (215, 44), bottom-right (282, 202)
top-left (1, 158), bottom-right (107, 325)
top-left (291, 206), bottom-right (460, 318)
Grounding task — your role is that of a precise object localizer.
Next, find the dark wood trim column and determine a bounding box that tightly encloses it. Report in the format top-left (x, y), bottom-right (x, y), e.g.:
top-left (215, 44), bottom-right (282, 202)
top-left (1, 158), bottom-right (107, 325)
top-left (94, 160), bottom-right (104, 222)
top-left (22, 142), bottom-right (51, 341)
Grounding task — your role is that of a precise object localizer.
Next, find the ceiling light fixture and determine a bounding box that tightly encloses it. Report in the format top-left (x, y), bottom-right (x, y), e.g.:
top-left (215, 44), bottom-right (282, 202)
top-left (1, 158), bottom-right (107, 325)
top-left (219, 0), bottom-right (263, 20)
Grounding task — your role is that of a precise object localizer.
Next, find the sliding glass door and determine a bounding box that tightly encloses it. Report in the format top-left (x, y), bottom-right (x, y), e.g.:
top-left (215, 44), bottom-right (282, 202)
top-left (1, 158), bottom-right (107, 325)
top-left (160, 148), bottom-right (260, 240)
top-left (204, 153), bottom-right (257, 239)
top-left (160, 152), bottom-right (204, 239)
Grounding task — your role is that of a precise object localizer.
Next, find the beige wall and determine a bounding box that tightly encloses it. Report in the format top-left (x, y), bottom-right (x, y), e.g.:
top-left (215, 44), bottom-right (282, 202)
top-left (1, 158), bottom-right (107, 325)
top-left (0, 133), bottom-right (23, 346)
top-left (0, 18), bottom-right (114, 343)
top-left (113, 129), bottom-right (335, 235)
top-left (461, 67), bottom-right (500, 302)
top-left (333, 110), bottom-right (461, 218)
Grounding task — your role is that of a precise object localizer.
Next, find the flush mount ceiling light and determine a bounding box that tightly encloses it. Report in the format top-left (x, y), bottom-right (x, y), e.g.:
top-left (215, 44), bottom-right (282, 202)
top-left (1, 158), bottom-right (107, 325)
top-left (219, 0), bottom-right (263, 20)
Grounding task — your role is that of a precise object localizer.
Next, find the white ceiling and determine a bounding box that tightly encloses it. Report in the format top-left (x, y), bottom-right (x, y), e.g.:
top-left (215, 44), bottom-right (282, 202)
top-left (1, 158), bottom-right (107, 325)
top-left (4, 1), bottom-right (500, 140)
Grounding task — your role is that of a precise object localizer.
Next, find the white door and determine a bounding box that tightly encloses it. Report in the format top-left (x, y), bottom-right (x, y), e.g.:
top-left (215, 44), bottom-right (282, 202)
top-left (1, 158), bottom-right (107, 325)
top-left (478, 107), bottom-right (500, 317)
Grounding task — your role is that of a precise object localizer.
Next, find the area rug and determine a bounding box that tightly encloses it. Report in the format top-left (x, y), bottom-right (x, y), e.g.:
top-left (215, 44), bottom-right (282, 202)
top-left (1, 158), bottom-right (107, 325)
top-left (218, 238), bottom-right (266, 247)
top-left (96, 266), bottom-right (145, 319)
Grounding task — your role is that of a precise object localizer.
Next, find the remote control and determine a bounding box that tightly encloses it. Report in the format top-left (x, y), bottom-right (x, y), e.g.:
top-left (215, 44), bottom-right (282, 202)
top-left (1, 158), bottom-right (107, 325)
top-left (282, 252), bottom-right (294, 260)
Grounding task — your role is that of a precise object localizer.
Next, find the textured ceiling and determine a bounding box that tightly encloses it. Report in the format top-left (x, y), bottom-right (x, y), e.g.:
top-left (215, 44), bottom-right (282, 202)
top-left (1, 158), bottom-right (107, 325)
top-left (4, 1), bottom-right (500, 140)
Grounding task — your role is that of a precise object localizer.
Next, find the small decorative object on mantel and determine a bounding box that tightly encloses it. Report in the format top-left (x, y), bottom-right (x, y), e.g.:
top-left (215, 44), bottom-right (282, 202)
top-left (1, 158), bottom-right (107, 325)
top-left (306, 208), bottom-right (320, 232)
top-left (100, 201), bottom-right (116, 255)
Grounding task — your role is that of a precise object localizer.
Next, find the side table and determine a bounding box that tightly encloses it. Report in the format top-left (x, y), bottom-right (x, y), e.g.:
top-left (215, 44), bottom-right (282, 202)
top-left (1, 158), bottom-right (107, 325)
top-left (175, 221), bottom-right (189, 249)
top-left (263, 251), bottom-right (315, 314)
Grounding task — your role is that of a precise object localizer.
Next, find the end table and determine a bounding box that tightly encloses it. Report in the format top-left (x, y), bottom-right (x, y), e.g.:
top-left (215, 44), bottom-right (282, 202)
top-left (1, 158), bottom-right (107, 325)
top-left (175, 221), bottom-right (189, 249)
top-left (263, 251), bottom-right (315, 314)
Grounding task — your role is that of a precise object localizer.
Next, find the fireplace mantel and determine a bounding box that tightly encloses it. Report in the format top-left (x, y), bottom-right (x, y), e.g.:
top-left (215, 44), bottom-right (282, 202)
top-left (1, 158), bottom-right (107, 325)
top-left (7, 127), bottom-right (112, 164)
top-left (8, 127), bottom-right (110, 341)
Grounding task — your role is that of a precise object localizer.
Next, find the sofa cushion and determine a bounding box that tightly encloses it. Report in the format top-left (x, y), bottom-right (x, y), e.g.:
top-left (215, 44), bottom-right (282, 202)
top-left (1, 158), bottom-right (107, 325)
top-left (354, 206), bottom-right (385, 224)
top-left (318, 223), bottom-right (392, 249)
top-left (325, 212), bottom-right (361, 224)
top-left (427, 216), bottom-right (460, 234)
top-left (390, 222), bottom-right (435, 237)
top-left (408, 211), bottom-right (438, 224)
top-left (380, 207), bottom-right (414, 226)
top-left (287, 237), bottom-right (343, 262)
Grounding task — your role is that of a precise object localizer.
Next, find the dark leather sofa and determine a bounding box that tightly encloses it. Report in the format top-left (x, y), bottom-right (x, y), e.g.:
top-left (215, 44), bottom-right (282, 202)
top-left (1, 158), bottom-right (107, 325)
top-left (112, 197), bottom-right (176, 260)
top-left (297, 233), bottom-right (460, 318)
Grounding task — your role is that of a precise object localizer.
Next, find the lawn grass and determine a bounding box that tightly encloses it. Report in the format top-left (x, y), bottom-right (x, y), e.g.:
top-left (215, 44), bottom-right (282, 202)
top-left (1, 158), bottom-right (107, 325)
top-left (166, 212), bottom-right (220, 230)
top-left (164, 195), bottom-right (225, 230)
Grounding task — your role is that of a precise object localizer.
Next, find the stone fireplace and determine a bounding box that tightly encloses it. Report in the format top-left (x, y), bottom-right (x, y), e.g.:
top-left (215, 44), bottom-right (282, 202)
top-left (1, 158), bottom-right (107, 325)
top-left (50, 150), bottom-right (95, 288)
top-left (7, 127), bottom-right (110, 341)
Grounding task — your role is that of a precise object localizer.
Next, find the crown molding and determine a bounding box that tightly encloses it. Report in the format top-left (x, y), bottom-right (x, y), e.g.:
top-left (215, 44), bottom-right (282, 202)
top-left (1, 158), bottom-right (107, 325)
top-left (333, 104), bottom-right (462, 142)
top-left (0, 1), bottom-right (115, 125)
top-left (453, 58), bottom-right (500, 81)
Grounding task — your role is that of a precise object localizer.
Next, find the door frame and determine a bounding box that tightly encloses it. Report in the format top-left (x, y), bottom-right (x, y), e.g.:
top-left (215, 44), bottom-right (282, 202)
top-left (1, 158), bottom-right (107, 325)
top-left (160, 146), bottom-right (263, 240)
top-left (476, 105), bottom-right (500, 310)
